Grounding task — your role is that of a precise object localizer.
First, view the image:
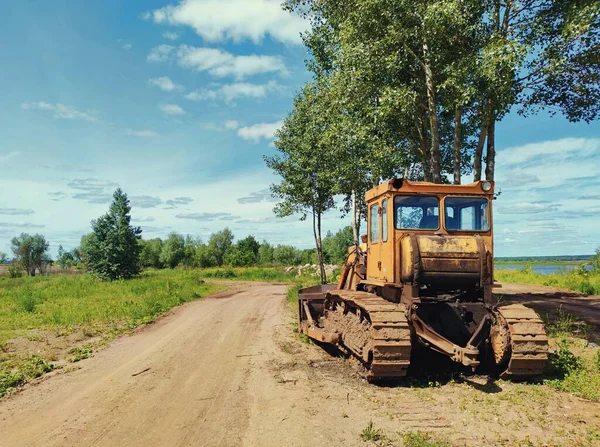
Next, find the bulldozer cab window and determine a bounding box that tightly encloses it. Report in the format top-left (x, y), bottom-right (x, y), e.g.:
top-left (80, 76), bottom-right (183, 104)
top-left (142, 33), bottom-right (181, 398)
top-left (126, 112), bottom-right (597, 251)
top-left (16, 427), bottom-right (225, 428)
top-left (394, 196), bottom-right (439, 230)
top-left (369, 203), bottom-right (380, 243)
top-left (444, 197), bottom-right (490, 231)
top-left (382, 199), bottom-right (388, 242)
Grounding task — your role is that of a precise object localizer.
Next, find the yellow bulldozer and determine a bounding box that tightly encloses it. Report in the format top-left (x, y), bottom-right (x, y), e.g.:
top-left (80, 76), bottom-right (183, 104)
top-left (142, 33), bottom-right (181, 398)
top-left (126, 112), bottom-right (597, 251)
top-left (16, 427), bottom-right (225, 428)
top-left (298, 178), bottom-right (548, 380)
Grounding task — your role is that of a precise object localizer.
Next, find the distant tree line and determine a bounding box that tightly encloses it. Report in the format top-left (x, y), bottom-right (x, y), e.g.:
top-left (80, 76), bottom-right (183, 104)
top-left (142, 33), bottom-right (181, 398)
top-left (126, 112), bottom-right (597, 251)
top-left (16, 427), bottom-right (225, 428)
top-left (1, 189), bottom-right (354, 280)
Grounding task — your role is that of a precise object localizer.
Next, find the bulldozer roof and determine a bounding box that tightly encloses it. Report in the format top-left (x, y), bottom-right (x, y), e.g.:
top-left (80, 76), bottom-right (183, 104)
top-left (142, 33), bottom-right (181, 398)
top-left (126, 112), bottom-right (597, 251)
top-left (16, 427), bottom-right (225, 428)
top-left (365, 178), bottom-right (495, 202)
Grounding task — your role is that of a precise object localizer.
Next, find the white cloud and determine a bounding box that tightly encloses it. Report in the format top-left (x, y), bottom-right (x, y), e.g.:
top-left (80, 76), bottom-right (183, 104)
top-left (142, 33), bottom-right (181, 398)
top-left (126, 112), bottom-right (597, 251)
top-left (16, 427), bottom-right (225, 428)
top-left (144, 0), bottom-right (306, 44)
top-left (163, 31), bottom-right (181, 41)
top-left (237, 121), bottom-right (282, 142)
top-left (185, 81), bottom-right (280, 102)
top-left (147, 44), bottom-right (175, 62)
top-left (21, 102), bottom-right (98, 122)
top-left (148, 76), bottom-right (183, 92)
top-left (175, 45), bottom-right (286, 79)
top-left (126, 129), bottom-right (159, 138)
top-left (159, 104), bottom-right (186, 115)
top-left (0, 151), bottom-right (20, 165)
top-left (224, 120), bottom-right (239, 130)
top-left (0, 208), bottom-right (34, 216)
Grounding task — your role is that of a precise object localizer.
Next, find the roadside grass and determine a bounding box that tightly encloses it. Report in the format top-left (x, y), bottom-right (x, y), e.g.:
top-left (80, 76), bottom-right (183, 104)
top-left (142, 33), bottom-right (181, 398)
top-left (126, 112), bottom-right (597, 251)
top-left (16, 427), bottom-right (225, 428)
top-left (202, 267), bottom-right (299, 282)
top-left (0, 269), bottom-right (221, 397)
top-left (494, 267), bottom-right (600, 295)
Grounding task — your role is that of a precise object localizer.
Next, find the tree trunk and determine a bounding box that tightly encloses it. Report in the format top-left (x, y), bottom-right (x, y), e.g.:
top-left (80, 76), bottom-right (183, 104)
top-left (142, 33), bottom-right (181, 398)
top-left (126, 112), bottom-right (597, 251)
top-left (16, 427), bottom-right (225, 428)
top-left (351, 189), bottom-right (359, 248)
top-left (485, 117), bottom-right (496, 181)
top-left (422, 44), bottom-right (441, 183)
top-left (417, 114), bottom-right (433, 181)
top-left (312, 208), bottom-right (326, 285)
top-left (473, 119), bottom-right (488, 182)
top-left (453, 105), bottom-right (463, 185)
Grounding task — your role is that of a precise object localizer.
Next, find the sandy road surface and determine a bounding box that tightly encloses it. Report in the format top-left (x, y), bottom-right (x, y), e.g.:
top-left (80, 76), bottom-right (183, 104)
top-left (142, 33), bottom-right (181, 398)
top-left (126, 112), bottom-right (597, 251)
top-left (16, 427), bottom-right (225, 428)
top-left (1, 281), bottom-right (599, 447)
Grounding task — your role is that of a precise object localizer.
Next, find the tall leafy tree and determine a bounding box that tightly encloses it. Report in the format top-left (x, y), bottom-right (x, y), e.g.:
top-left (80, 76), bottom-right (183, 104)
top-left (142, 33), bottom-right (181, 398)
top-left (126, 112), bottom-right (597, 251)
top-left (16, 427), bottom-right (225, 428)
top-left (139, 238), bottom-right (164, 269)
top-left (207, 228), bottom-right (234, 267)
top-left (10, 233), bottom-right (49, 276)
top-left (266, 83), bottom-right (337, 284)
top-left (83, 188), bottom-right (142, 280)
top-left (159, 233), bottom-right (185, 268)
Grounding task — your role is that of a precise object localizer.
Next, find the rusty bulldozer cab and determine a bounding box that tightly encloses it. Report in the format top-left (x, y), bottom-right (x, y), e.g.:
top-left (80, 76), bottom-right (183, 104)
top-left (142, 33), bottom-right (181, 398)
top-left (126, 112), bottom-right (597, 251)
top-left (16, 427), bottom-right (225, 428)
top-left (299, 179), bottom-right (548, 380)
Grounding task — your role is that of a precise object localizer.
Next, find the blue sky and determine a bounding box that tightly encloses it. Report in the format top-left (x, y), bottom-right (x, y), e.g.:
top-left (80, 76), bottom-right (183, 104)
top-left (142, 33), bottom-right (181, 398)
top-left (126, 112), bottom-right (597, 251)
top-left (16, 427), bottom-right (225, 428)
top-left (0, 0), bottom-right (598, 258)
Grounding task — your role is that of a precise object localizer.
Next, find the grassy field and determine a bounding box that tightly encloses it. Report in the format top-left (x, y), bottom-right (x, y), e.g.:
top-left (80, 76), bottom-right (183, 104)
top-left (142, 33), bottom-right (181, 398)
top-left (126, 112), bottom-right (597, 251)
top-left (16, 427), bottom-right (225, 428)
top-left (495, 267), bottom-right (600, 295)
top-left (0, 269), bottom-right (221, 397)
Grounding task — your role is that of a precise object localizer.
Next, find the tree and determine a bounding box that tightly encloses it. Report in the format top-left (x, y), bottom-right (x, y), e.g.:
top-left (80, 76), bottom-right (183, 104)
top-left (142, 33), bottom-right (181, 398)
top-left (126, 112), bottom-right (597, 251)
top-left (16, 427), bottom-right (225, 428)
top-left (273, 245), bottom-right (301, 265)
top-left (322, 226), bottom-right (354, 265)
top-left (139, 238), bottom-right (164, 269)
top-left (10, 233), bottom-right (49, 276)
top-left (258, 241), bottom-right (274, 265)
top-left (225, 235), bottom-right (260, 267)
top-left (82, 188), bottom-right (142, 280)
top-left (0, 251), bottom-right (7, 264)
top-left (160, 233), bottom-right (185, 269)
top-left (56, 244), bottom-right (77, 268)
top-left (266, 83), bottom-right (338, 284)
top-left (207, 229), bottom-right (234, 267)
top-left (285, 0), bottom-right (600, 184)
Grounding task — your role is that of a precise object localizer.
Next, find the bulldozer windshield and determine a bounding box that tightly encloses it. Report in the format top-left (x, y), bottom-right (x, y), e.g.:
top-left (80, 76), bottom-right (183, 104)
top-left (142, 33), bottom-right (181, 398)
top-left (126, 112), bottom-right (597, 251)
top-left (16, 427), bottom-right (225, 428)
top-left (444, 197), bottom-right (490, 231)
top-left (394, 196), bottom-right (440, 230)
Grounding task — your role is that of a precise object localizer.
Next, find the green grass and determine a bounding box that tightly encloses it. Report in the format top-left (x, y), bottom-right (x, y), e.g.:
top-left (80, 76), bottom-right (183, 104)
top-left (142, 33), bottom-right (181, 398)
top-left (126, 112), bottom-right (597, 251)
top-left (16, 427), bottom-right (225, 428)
top-left (0, 269), bottom-right (221, 397)
top-left (360, 421), bottom-right (385, 443)
top-left (495, 267), bottom-right (600, 295)
top-left (202, 266), bottom-right (300, 282)
top-left (401, 431), bottom-right (452, 447)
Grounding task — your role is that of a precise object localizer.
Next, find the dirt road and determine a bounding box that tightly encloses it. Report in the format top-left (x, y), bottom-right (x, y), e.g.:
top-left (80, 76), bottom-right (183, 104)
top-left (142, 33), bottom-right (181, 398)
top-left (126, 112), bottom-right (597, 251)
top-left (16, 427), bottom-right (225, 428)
top-left (1, 282), bottom-right (599, 447)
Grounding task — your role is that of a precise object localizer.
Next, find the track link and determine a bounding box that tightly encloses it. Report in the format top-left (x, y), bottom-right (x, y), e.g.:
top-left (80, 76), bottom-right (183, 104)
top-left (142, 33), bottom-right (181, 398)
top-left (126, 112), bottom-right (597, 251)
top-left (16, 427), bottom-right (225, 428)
top-left (321, 290), bottom-right (411, 380)
top-left (495, 304), bottom-right (549, 378)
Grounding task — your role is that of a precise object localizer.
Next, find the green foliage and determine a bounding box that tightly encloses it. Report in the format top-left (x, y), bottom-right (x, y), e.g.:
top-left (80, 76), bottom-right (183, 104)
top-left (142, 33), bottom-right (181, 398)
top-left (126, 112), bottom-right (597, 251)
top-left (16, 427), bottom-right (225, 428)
top-left (225, 235), bottom-right (260, 267)
top-left (82, 189), bottom-right (142, 280)
top-left (56, 244), bottom-right (80, 269)
top-left (68, 344), bottom-right (94, 363)
top-left (258, 241), bottom-right (274, 265)
top-left (139, 238), bottom-right (164, 269)
top-left (159, 232), bottom-right (185, 269)
top-left (495, 268), bottom-right (600, 295)
top-left (549, 339), bottom-right (583, 378)
top-left (11, 233), bottom-right (50, 276)
top-left (207, 228), bottom-right (234, 267)
top-left (0, 355), bottom-right (55, 397)
top-left (360, 421), bottom-right (384, 443)
top-left (0, 270), bottom-right (220, 345)
top-left (322, 226), bottom-right (353, 264)
top-left (0, 252), bottom-right (7, 264)
top-left (7, 263), bottom-right (22, 278)
top-left (273, 245), bottom-right (302, 265)
top-left (401, 431), bottom-right (452, 447)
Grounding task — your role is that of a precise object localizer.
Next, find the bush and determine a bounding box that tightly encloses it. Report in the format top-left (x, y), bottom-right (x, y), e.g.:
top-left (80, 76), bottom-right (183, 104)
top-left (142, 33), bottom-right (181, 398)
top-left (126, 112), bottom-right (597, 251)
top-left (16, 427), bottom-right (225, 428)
top-left (550, 339), bottom-right (583, 378)
top-left (7, 263), bottom-right (22, 278)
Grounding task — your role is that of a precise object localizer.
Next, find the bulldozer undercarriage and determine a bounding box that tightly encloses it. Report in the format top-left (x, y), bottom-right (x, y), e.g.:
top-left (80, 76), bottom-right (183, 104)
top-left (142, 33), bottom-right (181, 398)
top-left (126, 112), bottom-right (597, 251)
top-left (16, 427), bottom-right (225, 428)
top-left (299, 289), bottom-right (548, 381)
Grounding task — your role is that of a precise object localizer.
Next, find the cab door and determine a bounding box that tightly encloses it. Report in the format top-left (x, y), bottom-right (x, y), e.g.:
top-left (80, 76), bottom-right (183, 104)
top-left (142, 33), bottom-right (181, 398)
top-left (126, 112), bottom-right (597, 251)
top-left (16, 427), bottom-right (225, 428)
top-left (366, 200), bottom-right (382, 280)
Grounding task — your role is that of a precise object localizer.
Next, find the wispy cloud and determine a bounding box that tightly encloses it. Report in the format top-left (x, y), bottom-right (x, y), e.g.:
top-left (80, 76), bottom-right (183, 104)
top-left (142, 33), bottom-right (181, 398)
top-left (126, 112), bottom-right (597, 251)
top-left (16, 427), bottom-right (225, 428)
top-left (237, 121), bottom-right (282, 142)
top-left (237, 188), bottom-right (276, 204)
top-left (68, 178), bottom-right (119, 204)
top-left (0, 208), bottom-right (34, 216)
top-left (148, 76), bottom-right (183, 92)
top-left (163, 31), bottom-right (181, 41)
top-left (147, 44), bottom-right (175, 62)
top-left (149, 45), bottom-right (287, 79)
top-left (175, 212), bottom-right (239, 221)
top-left (185, 81), bottom-right (280, 102)
top-left (126, 129), bottom-right (159, 138)
top-left (159, 104), bottom-right (186, 116)
top-left (0, 222), bottom-right (45, 229)
top-left (143, 0), bottom-right (306, 45)
top-left (21, 102), bottom-right (98, 122)
top-left (0, 151), bottom-right (21, 164)
top-left (130, 196), bottom-right (163, 208)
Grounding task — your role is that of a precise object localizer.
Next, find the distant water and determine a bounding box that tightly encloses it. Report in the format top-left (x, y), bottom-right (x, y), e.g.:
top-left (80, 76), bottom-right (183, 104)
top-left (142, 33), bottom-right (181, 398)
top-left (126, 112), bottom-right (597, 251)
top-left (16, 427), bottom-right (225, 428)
top-left (495, 264), bottom-right (594, 275)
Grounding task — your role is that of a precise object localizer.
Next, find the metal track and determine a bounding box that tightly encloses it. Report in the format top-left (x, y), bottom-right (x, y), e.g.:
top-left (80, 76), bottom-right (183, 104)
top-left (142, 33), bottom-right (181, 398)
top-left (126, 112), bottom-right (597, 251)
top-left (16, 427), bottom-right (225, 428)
top-left (495, 304), bottom-right (549, 378)
top-left (321, 290), bottom-right (412, 380)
